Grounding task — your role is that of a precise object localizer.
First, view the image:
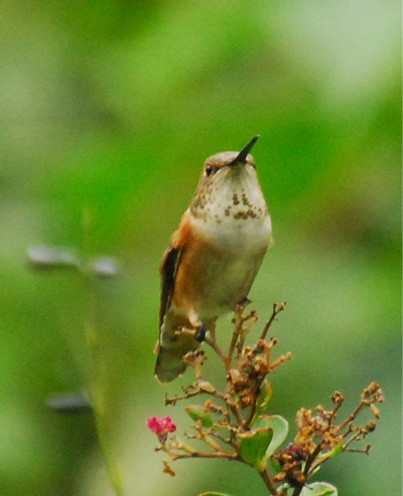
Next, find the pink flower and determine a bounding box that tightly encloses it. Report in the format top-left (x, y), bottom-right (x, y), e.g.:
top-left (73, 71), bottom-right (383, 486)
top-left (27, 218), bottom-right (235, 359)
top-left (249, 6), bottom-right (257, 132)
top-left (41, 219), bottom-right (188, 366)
top-left (147, 416), bottom-right (176, 443)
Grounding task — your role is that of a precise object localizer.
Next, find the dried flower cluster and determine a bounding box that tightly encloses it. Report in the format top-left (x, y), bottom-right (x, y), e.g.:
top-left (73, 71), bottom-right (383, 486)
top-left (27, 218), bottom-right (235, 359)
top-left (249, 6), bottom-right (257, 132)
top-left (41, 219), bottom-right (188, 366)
top-left (273, 382), bottom-right (384, 495)
top-left (147, 304), bottom-right (384, 496)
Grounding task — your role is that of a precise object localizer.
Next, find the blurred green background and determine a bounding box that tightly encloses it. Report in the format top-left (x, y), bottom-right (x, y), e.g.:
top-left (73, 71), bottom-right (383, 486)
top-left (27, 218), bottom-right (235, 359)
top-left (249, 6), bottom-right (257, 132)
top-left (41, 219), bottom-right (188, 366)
top-left (0, 1), bottom-right (401, 495)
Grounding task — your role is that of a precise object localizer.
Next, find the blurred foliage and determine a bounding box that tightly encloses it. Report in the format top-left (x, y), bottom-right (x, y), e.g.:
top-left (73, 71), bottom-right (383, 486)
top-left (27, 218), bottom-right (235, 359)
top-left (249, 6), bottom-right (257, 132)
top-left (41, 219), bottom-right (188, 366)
top-left (0, 1), bottom-right (401, 495)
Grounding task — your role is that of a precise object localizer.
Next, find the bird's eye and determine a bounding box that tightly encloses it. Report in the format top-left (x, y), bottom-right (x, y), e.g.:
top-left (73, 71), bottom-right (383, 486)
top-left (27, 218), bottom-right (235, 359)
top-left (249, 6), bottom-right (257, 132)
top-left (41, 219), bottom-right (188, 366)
top-left (205, 165), bottom-right (216, 176)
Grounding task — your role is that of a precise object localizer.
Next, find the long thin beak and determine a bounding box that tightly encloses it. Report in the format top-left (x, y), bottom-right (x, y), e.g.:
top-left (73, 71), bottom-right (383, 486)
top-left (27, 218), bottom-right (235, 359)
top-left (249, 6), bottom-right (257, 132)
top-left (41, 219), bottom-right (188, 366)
top-left (231, 135), bottom-right (260, 165)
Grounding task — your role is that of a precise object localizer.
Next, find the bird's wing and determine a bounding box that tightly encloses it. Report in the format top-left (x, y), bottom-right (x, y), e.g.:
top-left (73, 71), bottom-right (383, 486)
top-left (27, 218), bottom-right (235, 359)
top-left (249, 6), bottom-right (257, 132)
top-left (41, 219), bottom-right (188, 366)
top-left (159, 244), bottom-right (182, 329)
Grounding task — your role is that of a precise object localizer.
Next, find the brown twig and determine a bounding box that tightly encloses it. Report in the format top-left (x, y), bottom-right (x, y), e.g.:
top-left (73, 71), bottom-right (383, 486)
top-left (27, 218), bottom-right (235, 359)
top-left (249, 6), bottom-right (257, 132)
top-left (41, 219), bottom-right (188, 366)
top-left (171, 451), bottom-right (240, 461)
top-left (260, 302), bottom-right (286, 341)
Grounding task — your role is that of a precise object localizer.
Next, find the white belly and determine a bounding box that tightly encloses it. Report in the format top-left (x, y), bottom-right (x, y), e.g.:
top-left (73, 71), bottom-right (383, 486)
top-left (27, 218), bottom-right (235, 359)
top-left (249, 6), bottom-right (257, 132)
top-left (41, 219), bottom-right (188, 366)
top-left (190, 212), bottom-right (272, 318)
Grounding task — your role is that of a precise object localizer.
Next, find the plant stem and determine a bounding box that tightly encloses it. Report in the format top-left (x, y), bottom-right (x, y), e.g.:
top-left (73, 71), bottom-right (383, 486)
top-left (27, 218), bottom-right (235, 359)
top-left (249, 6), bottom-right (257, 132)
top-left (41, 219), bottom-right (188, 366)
top-left (94, 409), bottom-right (125, 496)
top-left (82, 210), bottom-right (124, 496)
top-left (172, 451), bottom-right (239, 461)
top-left (260, 303), bottom-right (286, 341)
top-left (259, 468), bottom-right (278, 495)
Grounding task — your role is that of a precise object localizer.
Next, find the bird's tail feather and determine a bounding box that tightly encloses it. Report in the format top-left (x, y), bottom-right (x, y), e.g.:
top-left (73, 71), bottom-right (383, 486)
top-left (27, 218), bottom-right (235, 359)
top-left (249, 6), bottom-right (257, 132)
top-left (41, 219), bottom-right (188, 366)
top-left (154, 321), bottom-right (199, 383)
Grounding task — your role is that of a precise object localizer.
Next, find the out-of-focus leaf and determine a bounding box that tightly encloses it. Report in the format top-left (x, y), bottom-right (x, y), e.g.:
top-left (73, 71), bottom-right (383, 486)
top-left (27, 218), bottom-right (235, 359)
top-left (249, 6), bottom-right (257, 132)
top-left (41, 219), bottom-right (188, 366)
top-left (238, 427), bottom-right (273, 471)
top-left (90, 256), bottom-right (119, 277)
top-left (251, 415), bottom-right (289, 457)
top-left (46, 394), bottom-right (92, 414)
top-left (27, 246), bottom-right (79, 270)
top-left (184, 405), bottom-right (213, 427)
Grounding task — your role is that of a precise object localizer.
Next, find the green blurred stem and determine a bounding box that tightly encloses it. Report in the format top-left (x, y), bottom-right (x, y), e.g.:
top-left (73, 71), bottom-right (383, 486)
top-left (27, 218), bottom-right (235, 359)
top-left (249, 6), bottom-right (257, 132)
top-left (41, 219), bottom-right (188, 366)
top-left (81, 208), bottom-right (124, 496)
top-left (86, 317), bottom-right (125, 496)
top-left (94, 408), bottom-right (125, 496)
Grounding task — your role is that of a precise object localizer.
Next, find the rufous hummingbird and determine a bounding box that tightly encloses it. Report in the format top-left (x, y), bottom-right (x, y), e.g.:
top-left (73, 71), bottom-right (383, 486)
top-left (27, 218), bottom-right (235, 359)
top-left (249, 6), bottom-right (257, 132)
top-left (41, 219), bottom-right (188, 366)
top-left (154, 136), bottom-right (272, 382)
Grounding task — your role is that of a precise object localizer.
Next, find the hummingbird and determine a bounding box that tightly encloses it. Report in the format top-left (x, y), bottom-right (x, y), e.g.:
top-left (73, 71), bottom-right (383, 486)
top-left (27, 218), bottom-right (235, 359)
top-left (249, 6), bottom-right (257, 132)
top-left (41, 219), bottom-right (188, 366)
top-left (154, 136), bottom-right (272, 382)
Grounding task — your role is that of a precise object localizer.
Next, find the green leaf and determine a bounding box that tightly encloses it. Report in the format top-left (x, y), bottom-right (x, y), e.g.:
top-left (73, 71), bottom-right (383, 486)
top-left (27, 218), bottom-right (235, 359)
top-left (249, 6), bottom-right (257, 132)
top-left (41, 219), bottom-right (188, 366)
top-left (270, 455), bottom-right (282, 474)
top-left (238, 427), bottom-right (273, 471)
top-left (199, 493), bottom-right (233, 496)
top-left (253, 380), bottom-right (272, 419)
top-left (251, 415), bottom-right (289, 457)
top-left (278, 482), bottom-right (338, 496)
top-left (185, 405), bottom-right (214, 427)
top-left (321, 441), bottom-right (343, 459)
top-left (197, 380), bottom-right (216, 393)
top-left (300, 482), bottom-right (338, 496)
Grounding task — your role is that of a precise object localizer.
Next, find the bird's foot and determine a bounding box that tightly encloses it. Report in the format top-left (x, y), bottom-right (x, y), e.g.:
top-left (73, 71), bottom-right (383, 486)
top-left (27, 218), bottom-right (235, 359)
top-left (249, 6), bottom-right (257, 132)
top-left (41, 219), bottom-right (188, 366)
top-left (195, 322), bottom-right (207, 343)
top-left (236, 297), bottom-right (252, 309)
